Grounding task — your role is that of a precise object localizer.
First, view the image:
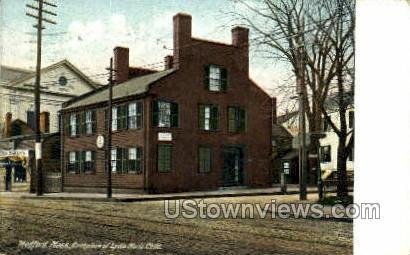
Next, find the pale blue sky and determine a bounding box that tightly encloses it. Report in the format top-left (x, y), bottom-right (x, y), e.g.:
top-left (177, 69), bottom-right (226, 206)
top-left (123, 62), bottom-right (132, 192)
top-left (0, 0), bottom-right (287, 100)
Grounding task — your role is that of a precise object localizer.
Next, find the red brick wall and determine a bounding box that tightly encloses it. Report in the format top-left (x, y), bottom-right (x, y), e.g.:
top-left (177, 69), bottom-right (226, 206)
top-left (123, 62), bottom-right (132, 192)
top-left (61, 13), bottom-right (275, 193)
top-left (146, 36), bottom-right (273, 193)
top-left (62, 106), bottom-right (144, 190)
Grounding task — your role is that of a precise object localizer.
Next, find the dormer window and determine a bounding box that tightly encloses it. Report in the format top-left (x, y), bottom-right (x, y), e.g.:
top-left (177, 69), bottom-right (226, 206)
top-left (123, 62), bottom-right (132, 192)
top-left (204, 65), bottom-right (228, 92)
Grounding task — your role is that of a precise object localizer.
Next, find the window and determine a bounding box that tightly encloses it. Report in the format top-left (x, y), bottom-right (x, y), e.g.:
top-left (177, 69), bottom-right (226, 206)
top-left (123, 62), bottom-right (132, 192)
top-left (82, 151), bottom-right (95, 173)
top-left (158, 144), bottom-right (172, 172)
top-left (112, 107), bottom-right (117, 131)
top-left (228, 106), bottom-right (246, 132)
top-left (118, 148), bottom-right (129, 173)
top-left (112, 105), bottom-right (127, 131)
top-left (153, 101), bottom-right (178, 128)
top-left (110, 148), bottom-right (142, 174)
top-left (198, 146), bottom-right (212, 173)
top-left (128, 147), bottom-right (143, 173)
top-left (320, 146), bottom-right (331, 163)
top-left (58, 76), bottom-right (67, 86)
top-left (128, 102), bottom-right (143, 129)
top-left (205, 65), bottom-right (228, 92)
top-left (118, 105), bottom-right (127, 130)
top-left (85, 110), bottom-right (96, 135)
top-left (69, 113), bottom-right (78, 137)
top-left (199, 105), bottom-right (218, 131)
top-left (111, 149), bottom-right (117, 172)
top-left (348, 111), bottom-right (354, 129)
top-left (68, 151), bottom-right (79, 173)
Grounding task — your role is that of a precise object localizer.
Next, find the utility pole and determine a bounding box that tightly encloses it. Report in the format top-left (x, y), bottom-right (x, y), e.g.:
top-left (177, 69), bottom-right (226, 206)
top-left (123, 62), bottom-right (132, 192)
top-left (296, 40), bottom-right (307, 201)
top-left (106, 58), bottom-right (114, 198)
top-left (26, 0), bottom-right (57, 196)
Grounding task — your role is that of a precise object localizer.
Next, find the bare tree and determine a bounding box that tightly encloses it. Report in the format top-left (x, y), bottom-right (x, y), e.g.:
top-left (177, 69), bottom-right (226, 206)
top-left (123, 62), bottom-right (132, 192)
top-left (231, 0), bottom-right (355, 197)
top-left (317, 0), bottom-right (355, 197)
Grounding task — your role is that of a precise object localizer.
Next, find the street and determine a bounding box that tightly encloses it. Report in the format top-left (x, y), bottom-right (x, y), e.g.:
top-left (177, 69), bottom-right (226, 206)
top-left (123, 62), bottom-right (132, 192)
top-left (0, 194), bottom-right (352, 255)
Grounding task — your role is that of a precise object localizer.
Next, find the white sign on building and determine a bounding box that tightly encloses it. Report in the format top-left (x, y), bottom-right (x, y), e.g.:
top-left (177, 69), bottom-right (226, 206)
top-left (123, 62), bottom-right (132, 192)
top-left (158, 132), bottom-right (172, 141)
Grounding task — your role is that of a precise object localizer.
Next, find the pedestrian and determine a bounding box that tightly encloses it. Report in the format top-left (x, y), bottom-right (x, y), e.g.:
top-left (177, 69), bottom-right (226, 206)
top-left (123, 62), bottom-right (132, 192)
top-left (4, 157), bottom-right (12, 191)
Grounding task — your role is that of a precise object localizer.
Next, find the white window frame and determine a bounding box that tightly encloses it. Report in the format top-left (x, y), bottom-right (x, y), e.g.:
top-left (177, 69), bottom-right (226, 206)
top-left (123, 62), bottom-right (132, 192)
top-left (158, 101), bottom-right (171, 128)
top-left (204, 106), bottom-right (211, 131)
top-left (209, 65), bottom-right (221, 91)
top-left (69, 151), bottom-right (76, 164)
top-left (112, 107), bottom-right (118, 131)
top-left (111, 149), bottom-right (117, 172)
top-left (70, 114), bottom-right (77, 136)
top-left (85, 110), bottom-right (93, 134)
top-left (85, 151), bottom-right (92, 162)
top-left (128, 103), bottom-right (137, 129)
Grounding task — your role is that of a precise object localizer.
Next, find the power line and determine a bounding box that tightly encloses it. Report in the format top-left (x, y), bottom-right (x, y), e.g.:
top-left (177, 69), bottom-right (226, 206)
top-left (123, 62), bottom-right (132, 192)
top-left (25, 0), bottom-right (57, 196)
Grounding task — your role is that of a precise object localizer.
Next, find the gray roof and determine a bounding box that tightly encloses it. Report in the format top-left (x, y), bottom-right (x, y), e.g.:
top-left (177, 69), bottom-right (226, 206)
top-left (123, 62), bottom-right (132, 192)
top-left (272, 124), bottom-right (293, 138)
top-left (64, 68), bottom-right (175, 110)
top-left (0, 65), bottom-right (32, 85)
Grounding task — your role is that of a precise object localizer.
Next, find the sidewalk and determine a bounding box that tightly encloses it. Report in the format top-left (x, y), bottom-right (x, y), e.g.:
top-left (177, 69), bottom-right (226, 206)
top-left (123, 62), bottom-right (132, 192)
top-left (15, 185), bottom-right (350, 202)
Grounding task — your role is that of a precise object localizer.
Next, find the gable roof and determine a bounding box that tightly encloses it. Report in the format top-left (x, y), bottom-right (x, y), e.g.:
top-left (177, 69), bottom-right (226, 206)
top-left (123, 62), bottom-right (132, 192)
top-left (272, 124), bottom-right (293, 138)
top-left (0, 65), bottom-right (33, 86)
top-left (63, 68), bottom-right (176, 110)
top-left (277, 91), bottom-right (354, 124)
top-left (277, 111), bottom-right (298, 124)
top-left (6, 59), bottom-right (100, 89)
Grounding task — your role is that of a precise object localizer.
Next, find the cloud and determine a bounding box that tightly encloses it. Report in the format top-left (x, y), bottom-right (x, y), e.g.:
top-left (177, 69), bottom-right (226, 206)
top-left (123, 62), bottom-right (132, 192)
top-left (1, 10), bottom-right (288, 104)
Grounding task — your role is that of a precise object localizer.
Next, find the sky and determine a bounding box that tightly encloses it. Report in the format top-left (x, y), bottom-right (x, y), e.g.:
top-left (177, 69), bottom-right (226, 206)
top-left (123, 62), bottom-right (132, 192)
top-left (0, 0), bottom-right (289, 107)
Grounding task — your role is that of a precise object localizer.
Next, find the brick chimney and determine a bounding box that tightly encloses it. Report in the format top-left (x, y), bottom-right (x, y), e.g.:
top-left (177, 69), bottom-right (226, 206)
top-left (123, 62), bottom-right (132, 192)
top-left (3, 112), bottom-right (12, 138)
top-left (113, 46), bottom-right (129, 84)
top-left (232, 26), bottom-right (249, 75)
top-left (173, 13), bottom-right (192, 69)
top-left (40, 112), bottom-right (50, 133)
top-left (164, 55), bottom-right (174, 70)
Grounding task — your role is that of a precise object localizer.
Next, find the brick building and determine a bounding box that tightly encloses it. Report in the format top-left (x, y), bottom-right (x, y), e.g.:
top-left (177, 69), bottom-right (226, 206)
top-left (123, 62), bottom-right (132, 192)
top-left (60, 13), bottom-right (276, 193)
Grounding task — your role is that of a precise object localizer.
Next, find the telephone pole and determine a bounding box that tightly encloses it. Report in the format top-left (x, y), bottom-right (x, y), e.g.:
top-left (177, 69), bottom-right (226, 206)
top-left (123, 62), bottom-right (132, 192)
top-left (106, 58), bottom-right (114, 198)
top-left (296, 41), bottom-right (307, 201)
top-left (26, 0), bottom-right (57, 196)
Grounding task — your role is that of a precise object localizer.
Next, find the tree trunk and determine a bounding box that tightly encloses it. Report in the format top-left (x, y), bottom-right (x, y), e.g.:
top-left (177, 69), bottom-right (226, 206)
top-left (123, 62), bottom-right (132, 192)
top-left (337, 134), bottom-right (348, 197)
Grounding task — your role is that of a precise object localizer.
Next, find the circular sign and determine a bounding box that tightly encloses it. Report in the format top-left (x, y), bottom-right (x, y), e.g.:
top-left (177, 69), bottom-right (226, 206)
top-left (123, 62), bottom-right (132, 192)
top-left (96, 135), bottom-right (105, 149)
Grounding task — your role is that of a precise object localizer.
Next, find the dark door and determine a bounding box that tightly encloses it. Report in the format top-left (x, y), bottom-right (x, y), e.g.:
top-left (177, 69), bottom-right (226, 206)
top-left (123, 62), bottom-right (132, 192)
top-left (222, 146), bottom-right (244, 186)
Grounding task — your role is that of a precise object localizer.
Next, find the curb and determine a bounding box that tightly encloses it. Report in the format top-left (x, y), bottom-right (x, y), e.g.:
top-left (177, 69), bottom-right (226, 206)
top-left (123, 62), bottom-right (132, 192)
top-left (20, 188), bottom-right (352, 203)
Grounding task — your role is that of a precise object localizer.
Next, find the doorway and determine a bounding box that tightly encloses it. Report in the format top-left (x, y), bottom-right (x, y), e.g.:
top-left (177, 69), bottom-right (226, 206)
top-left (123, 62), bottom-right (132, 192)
top-left (222, 146), bottom-right (244, 187)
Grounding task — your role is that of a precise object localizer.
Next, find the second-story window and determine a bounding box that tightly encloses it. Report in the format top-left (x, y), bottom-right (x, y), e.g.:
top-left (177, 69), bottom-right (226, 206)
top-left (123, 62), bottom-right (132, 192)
top-left (69, 113), bottom-right (78, 137)
top-left (112, 105), bottom-right (128, 131)
top-left (199, 105), bottom-right (218, 131)
top-left (228, 106), bottom-right (246, 132)
top-left (153, 101), bottom-right (178, 128)
top-left (205, 65), bottom-right (228, 92)
top-left (128, 102), bottom-right (143, 129)
top-left (112, 107), bottom-right (118, 131)
top-left (85, 110), bottom-right (96, 135)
